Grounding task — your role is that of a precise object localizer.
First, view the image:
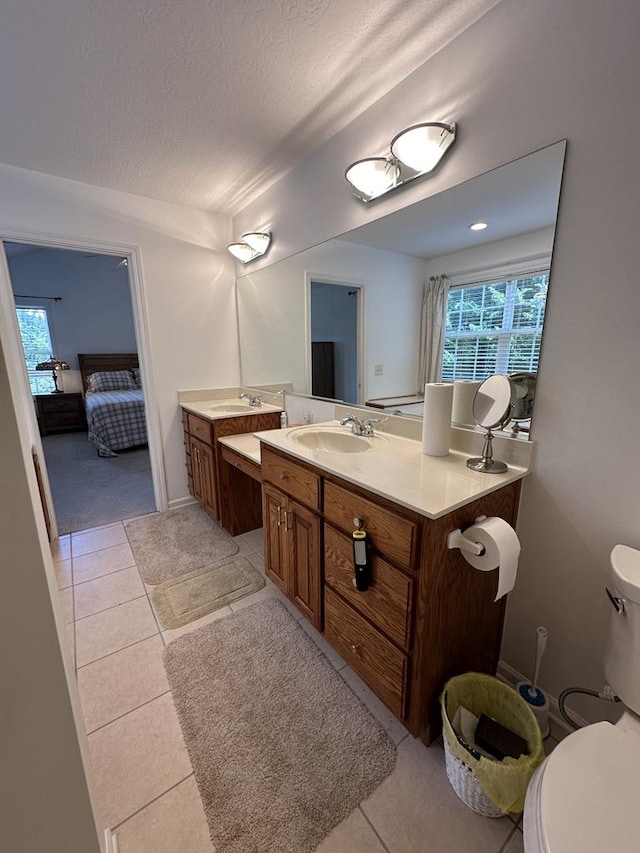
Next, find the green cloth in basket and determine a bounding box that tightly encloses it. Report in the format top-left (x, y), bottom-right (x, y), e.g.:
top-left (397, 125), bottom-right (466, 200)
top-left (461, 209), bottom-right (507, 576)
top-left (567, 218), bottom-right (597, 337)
top-left (440, 672), bottom-right (545, 814)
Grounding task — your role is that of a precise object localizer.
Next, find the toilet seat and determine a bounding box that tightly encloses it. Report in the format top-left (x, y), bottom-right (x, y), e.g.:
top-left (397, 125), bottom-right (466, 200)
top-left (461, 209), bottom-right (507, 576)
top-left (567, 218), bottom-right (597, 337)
top-left (524, 721), bottom-right (640, 852)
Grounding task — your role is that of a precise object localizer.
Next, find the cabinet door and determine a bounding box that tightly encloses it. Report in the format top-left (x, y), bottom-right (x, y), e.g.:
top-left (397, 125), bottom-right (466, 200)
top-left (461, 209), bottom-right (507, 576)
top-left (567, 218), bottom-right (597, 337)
top-left (190, 436), bottom-right (217, 519)
top-left (287, 499), bottom-right (321, 629)
top-left (263, 484), bottom-right (288, 593)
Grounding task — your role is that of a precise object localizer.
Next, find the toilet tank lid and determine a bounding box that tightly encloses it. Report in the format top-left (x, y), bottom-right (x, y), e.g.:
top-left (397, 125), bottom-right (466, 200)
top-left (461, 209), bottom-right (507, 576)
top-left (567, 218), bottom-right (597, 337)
top-left (611, 544), bottom-right (640, 603)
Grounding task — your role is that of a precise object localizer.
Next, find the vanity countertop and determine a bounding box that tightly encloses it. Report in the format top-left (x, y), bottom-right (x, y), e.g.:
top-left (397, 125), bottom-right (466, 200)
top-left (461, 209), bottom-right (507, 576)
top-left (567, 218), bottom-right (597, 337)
top-left (181, 398), bottom-right (283, 421)
top-left (254, 420), bottom-right (529, 520)
top-left (218, 432), bottom-right (263, 465)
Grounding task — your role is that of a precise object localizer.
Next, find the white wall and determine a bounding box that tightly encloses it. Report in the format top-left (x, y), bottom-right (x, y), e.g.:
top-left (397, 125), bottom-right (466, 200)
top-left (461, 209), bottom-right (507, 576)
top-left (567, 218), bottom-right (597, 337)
top-left (9, 247), bottom-right (136, 370)
top-left (238, 238), bottom-right (424, 400)
top-left (0, 165), bottom-right (237, 506)
top-left (234, 0), bottom-right (640, 720)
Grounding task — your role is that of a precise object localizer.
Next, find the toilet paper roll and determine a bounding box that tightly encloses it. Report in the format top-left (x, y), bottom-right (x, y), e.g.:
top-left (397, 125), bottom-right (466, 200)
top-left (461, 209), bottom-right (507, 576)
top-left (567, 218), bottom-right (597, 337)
top-left (459, 516), bottom-right (521, 601)
top-left (422, 383), bottom-right (453, 456)
top-left (451, 380), bottom-right (482, 425)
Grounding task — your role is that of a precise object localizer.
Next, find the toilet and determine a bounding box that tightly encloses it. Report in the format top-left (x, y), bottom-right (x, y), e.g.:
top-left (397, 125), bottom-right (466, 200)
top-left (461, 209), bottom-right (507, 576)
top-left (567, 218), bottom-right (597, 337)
top-left (523, 544), bottom-right (640, 852)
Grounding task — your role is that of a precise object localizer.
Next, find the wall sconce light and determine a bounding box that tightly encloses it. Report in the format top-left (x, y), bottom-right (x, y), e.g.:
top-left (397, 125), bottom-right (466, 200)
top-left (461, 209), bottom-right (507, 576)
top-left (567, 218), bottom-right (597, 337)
top-left (345, 121), bottom-right (457, 203)
top-left (36, 357), bottom-right (70, 393)
top-left (227, 231), bottom-right (272, 264)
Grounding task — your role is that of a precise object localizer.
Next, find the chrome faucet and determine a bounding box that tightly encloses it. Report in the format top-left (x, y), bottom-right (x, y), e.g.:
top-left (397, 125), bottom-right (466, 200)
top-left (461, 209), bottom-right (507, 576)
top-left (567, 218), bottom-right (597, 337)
top-left (240, 392), bottom-right (262, 407)
top-left (339, 415), bottom-right (379, 436)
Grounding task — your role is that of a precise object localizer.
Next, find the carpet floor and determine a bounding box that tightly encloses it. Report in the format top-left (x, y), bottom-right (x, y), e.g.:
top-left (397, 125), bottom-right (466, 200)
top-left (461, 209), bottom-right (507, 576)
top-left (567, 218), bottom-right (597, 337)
top-left (150, 556), bottom-right (265, 628)
top-left (41, 432), bottom-right (155, 535)
top-left (124, 504), bottom-right (239, 585)
top-left (164, 599), bottom-right (397, 853)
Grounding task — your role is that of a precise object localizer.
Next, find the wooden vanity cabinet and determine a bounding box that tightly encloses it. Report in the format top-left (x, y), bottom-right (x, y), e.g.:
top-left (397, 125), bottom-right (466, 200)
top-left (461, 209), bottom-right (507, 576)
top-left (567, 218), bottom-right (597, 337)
top-left (182, 408), bottom-right (280, 523)
top-left (260, 442), bottom-right (522, 745)
top-left (261, 449), bottom-right (322, 629)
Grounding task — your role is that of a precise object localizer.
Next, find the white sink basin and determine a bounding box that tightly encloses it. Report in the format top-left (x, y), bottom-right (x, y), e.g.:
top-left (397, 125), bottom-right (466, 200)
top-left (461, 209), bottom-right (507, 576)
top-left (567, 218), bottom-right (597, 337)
top-left (288, 426), bottom-right (387, 454)
top-left (208, 403), bottom-right (254, 413)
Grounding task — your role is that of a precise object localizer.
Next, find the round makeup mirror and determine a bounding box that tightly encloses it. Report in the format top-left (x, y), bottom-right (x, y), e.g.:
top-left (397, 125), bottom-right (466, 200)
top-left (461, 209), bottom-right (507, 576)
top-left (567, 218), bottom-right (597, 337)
top-left (467, 375), bottom-right (516, 474)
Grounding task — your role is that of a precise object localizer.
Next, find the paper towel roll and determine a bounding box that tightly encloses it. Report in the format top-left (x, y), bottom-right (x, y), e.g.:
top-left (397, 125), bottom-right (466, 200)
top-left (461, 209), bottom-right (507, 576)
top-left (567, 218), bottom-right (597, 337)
top-left (422, 383), bottom-right (453, 456)
top-left (451, 380), bottom-right (482, 425)
top-left (459, 516), bottom-right (521, 601)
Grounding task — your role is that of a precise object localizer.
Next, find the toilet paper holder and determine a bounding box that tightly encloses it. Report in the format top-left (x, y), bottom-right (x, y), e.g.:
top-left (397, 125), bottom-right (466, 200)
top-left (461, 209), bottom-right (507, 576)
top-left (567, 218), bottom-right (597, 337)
top-left (447, 516), bottom-right (487, 557)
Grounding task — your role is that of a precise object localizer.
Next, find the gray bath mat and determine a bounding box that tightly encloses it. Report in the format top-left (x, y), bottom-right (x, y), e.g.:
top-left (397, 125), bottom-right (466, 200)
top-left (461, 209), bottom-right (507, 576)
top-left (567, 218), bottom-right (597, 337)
top-left (163, 599), bottom-right (397, 853)
top-left (124, 504), bottom-right (238, 585)
top-left (150, 555), bottom-right (265, 629)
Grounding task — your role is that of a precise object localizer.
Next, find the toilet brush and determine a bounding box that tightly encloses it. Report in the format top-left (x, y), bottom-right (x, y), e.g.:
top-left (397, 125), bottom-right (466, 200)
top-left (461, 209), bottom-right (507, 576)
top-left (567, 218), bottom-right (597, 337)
top-left (517, 626), bottom-right (551, 738)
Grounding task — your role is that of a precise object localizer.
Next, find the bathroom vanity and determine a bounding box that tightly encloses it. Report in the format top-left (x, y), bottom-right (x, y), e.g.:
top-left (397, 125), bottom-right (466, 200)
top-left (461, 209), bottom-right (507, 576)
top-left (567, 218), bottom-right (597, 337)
top-left (180, 401), bottom-right (281, 525)
top-left (255, 424), bottom-right (527, 744)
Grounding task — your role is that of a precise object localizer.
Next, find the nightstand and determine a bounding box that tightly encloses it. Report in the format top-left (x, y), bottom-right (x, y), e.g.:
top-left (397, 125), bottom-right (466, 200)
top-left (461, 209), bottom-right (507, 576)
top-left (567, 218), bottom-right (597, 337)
top-left (35, 392), bottom-right (86, 436)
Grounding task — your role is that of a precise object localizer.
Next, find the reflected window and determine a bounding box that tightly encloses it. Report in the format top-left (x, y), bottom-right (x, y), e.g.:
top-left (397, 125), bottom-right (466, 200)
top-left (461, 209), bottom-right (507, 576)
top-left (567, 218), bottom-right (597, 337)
top-left (442, 272), bottom-right (548, 380)
top-left (15, 305), bottom-right (56, 394)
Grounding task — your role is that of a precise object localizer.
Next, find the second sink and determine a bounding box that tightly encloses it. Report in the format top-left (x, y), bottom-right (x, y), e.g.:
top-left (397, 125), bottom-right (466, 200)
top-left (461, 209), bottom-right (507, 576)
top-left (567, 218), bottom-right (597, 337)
top-left (288, 425), bottom-right (387, 454)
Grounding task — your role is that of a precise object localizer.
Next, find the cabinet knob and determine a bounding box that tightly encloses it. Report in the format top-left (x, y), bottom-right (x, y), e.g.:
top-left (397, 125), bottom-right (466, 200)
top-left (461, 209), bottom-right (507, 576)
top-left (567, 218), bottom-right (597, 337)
top-left (280, 471), bottom-right (288, 481)
top-left (350, 643), bottom-right (359, 655)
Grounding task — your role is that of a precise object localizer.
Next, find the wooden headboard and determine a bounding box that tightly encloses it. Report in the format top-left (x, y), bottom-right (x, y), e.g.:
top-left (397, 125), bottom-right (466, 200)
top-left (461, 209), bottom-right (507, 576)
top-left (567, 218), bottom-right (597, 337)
top-left (78, 353), bottom-right (139, 392)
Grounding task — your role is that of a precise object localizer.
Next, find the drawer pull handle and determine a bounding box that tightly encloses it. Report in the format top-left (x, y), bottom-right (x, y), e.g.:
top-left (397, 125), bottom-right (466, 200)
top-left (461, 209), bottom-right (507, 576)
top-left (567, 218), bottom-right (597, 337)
top-left (350, 643), bottom-right (359, 655)
top-left (280, 471), bottom-right (288, 480)
top-left (234, 461), bottom-right (240, 468)
top-left (353, 517), bottom-right (364, 530)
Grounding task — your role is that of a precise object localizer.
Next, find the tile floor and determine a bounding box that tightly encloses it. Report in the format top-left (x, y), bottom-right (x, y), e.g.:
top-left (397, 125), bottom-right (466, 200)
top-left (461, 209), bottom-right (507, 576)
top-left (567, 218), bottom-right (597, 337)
top-left (51, 518), bottom-right (554, 853)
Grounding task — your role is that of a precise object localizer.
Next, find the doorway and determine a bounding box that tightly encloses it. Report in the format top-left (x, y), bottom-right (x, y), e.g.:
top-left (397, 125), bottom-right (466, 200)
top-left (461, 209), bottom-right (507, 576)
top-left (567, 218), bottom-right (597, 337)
top-left (2, 240), bottom-right (159, 535)
top-left (309, 280), bottom-right (362, 404)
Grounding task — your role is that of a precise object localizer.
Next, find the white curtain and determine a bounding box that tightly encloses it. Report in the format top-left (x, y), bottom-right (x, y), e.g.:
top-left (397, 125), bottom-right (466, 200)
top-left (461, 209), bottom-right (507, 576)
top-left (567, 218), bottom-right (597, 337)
top-left (417, 274), bottom-right (450, 390)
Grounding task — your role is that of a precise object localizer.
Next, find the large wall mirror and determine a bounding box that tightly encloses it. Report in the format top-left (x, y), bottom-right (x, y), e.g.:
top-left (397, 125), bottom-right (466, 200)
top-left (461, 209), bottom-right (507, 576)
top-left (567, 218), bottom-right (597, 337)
top-left (237, 140), bottom-right (566, 430)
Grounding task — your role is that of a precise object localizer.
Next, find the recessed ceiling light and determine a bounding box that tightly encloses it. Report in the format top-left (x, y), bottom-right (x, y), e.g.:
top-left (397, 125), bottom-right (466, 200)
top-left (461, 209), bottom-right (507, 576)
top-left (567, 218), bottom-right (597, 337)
top-left (469, 221), bottom-right (488, 231)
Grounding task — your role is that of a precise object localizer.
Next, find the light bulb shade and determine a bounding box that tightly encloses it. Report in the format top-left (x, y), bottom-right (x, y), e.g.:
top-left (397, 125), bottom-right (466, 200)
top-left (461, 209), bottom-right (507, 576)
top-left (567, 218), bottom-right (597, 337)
top-left (242, 231), bottom-right (271, 253)
top-left (345, 157), bottom-right (400, 200)
top-left (227, 242), bottom-right (260, 264)
top-left (390, 122), bottom-right (456, 173)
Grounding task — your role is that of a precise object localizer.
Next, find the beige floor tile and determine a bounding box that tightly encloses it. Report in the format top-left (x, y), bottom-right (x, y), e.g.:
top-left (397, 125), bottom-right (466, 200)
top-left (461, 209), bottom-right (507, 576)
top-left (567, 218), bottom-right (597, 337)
top-left (58, 587), bottom-right (74, 623)
top-left (54, 558), bottom-right (72, 590)
top-left (229, 578), bottom-right (305, 621)
top-left (232, 535), bottom-right (256, 556)
top-left (88, 693), bottom-right (193, 831)
top-left (51, 534), bottom-right (71, 563)
top-left (316, 807), bottom-right (387, 853)
top-left (73, 542), bottom-right (136, 584)
top-left (72, 523), bottom-right (128, 557)
top-left (77, 635), bottom-right (169, 733)
top-left (502, 827), bottom-right (524, 853)
top-left (162, 605), bottom-right (233, 644)
top-left (75, 567), bottom-right (145, 619)
top-left (76, 596), bottom-right (158, 667)
top-left (245, 551), bottom-right (265, 574)
top-left (65, 622), bottom-right (75, 669)
top-left (298, 617), bottom-right (347, 668)
top-left (238, 527), bottom-right (264, 553)
top-left (114, 776), bottom-right (213, 852)
top-left (361, 737), bottom-right (513, 853)
top-left (339, 665), bottom-right (409, 745)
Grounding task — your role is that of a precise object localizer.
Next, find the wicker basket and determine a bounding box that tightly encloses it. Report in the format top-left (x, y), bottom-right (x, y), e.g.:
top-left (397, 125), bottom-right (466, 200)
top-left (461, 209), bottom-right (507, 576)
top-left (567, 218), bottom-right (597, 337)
top-left (443, 734), bottom-right (505, 818)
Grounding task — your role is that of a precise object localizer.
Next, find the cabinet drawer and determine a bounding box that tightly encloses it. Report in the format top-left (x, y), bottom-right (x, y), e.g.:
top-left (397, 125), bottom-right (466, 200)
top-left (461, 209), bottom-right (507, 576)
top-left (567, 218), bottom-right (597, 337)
top-left (324, 588), bottom-right (407, 718)
top-left (324, 525), bottom-right (413, 650)
top-left (187, 413), bottom-right (213, 444)
top-left (220, 445), bottom-right (261, 482)
top-left (323, 480), bottom-right (418, 570)
top-left (261, 446), bottom-right (320, 511)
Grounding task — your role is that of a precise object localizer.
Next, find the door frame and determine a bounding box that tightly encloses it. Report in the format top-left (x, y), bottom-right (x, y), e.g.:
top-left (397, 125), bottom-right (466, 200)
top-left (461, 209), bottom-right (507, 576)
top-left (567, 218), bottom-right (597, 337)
top-left (0, 231), bottom-right (167, 533)
top-left (304, 272), bottom-right (366, 404)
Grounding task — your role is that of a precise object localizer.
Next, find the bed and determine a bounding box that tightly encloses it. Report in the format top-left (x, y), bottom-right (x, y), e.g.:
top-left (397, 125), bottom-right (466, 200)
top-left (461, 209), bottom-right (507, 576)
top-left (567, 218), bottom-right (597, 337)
top-left (78, 353), bottom-right (148, 457)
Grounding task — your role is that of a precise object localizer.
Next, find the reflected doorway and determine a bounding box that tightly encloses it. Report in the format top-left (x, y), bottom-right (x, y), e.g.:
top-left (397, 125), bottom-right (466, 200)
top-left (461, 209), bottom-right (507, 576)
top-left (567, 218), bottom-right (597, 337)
top-left (310, 280), bottom-right (361, 404)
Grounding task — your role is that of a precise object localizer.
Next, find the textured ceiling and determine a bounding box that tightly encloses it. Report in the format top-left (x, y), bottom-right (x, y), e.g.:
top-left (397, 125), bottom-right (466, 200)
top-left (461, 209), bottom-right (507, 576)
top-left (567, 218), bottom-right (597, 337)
top-left (0, 0), bottom-right (500, 215)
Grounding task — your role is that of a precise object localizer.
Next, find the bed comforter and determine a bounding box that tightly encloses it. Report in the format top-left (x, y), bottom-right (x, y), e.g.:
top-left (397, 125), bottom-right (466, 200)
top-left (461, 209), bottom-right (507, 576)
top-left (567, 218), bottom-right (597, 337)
top-left (85, 389), bottom-right (147, 457)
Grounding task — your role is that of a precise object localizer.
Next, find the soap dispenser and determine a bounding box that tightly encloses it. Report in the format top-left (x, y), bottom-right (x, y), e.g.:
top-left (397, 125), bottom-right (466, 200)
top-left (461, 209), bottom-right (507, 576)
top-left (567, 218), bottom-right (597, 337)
top-left (280, 410), bottom-right (289, 428)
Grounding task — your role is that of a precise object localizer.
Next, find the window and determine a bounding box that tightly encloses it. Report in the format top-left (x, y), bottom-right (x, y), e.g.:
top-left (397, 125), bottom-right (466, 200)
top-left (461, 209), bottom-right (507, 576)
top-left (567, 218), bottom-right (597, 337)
top-left (441, 272), bottom-right (548, 381)
top-left (15, 305), bottom-right (56, 394)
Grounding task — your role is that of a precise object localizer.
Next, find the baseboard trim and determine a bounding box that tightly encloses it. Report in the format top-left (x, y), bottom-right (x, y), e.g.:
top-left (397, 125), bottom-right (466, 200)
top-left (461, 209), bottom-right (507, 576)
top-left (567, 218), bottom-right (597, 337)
top-left (497, 659), bottom-right (588, 738)
top-left (168, 495), bottom-right (197, 511)
top-left (104, 828), bottom-right (118, 853)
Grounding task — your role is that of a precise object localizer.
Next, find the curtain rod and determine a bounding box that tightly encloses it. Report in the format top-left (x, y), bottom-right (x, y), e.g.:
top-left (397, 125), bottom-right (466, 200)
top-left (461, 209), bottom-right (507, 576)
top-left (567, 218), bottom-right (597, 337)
top-left (15, 294), bottom-right (62, 301)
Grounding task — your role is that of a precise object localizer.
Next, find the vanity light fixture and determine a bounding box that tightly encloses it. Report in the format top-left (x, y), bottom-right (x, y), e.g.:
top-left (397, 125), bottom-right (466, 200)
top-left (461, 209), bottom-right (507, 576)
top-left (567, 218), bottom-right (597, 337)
top-left (469, 221), bottom-right (488, 231)
top-left (345, 121), bottom-right (456, 203)
top-left (227, 230), bottom-right (272, 264)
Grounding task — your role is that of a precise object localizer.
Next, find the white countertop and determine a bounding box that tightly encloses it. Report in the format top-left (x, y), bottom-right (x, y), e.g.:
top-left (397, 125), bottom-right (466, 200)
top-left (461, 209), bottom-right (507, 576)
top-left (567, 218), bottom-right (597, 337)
top-left (181, 398), bottom-right (283, 421)
top-left (218, 432), bottom-right (263, 465)
top-left (254, 420), bottom-right (529, 520)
